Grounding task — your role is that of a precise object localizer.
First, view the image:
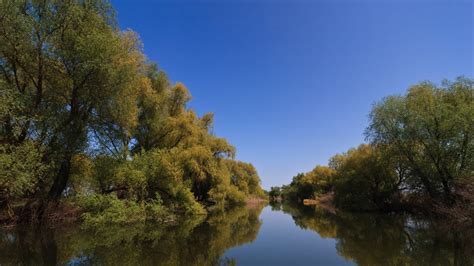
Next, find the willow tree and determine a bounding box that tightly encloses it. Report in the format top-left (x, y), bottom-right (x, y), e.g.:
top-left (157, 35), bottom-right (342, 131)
top-left (0, 1), bottom-right (266, 223)
top-left (366, 78), bottom-right (473, 202)
top-left (329, 144), bottom-right (400, 211)
top-left (0, 0), bottom-right (146, 201)
top-left (278, 166), bottom-right (335, 202)
top-left (128, 66), bottom-right (242, 205)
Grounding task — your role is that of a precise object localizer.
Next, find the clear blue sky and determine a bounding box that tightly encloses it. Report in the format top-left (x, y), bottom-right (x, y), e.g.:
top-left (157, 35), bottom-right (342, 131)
top-left (112, 0), bottom-right (473, 190)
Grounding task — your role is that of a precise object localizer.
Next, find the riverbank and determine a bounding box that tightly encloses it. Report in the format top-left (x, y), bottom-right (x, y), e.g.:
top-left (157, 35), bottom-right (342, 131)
top-left (288, 193), bottom-right (474, 233)
top-left (1, 195), bottom-right (268, 229)
top-left (303, 192), bottom-right (337, 214)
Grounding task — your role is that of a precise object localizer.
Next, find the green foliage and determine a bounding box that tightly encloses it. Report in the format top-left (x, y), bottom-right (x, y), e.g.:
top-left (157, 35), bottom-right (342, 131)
top-left (145, 194), bottom-right (173, 221)
top-left (282, 78), bottom-right (473, 214)
top-left (367, 77), bottom-right (473, 201)
top-left (330, 144), bottom-right (399, 211)
top-left (269, 186), bottom-right (282, 200)
top-left (225, 186), bottom-right (247, 205)
top-left (227, 161), bottom-right (264, 196)
top-left (0, 0), bottom-right (264, 223)
top-left (0, 0), bottom-right (147, 200)
top-left (0, 142), bottom-right (44, 198)
top-left (0, 141), bottom-right (49, 218)
top-left (281, 166), bottom-right (336, 202)
top-left (77, 193), bottom-right (177, 227)
top-left (78, 194), bottom-right (147, 226)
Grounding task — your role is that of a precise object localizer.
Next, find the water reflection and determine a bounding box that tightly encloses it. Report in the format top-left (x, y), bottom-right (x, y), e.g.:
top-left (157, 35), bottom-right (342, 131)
top-left (0, 204), bottom-right (264, 266)
top-left (1, 203), bottom-right (472, 265)
top-left (280, 203), bottom-right (473, 266)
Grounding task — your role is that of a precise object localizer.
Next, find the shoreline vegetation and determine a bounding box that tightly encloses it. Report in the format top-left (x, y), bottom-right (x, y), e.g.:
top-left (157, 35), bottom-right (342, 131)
top-left (270, 77), bottom-right (473, 229)
top-left (0, 1), bottom-right (266, 228)
top-left (0, 0), bottom-right (472, 235)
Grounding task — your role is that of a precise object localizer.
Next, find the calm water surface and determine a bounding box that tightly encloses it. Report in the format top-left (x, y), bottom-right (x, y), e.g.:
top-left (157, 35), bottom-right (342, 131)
top-left (0, 203), bottom-right (472, 265)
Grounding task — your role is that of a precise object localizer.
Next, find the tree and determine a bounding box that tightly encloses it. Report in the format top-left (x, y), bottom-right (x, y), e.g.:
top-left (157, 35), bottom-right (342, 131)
top-left (0, 0), bottom-right (265, 223)
top-left (304, 166), bottom-right (336, 195)
top-left (366, 77), bottom-right (473, 203)
top-left (0, 0), bottom-right (146, 201)
top-left (269, 187), bottom-right (281, 200)
top-left (279, 166), bottom-right (335, 202)
top-left (330, 144), bottom-right (400, 211)
top-left (0, 141), bottom-right (47, 218)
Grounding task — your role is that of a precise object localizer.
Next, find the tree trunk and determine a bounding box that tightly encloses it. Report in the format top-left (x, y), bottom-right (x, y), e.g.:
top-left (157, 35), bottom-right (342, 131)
top-left (46, 113), bottom-right (88, 201)
top-left (47, 155), bottom-right (72, 200)
top-left (441, 179), bottom-right (455, 204)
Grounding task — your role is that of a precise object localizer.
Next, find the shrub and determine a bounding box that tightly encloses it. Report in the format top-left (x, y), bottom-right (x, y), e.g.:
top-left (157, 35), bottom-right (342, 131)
top-left (78, 194), bottom-right (146, 226)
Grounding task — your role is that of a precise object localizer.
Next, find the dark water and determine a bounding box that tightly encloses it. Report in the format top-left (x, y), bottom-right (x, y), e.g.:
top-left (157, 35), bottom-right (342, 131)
top-left (0, 203), bottom-right (472, 265)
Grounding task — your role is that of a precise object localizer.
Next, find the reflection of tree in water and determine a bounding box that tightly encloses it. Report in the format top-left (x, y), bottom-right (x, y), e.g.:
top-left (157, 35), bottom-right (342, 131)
top-left (0, 226), bottom-right (60, 265)
top-left (0, 204), bottom-right (264, 266)
top-left (269, 201), bottom-right (282, 211)
top-left (282, 203), bottom-right (473, 266)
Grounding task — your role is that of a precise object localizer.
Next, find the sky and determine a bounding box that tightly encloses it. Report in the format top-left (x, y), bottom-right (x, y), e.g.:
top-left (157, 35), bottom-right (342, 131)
top-left (111, 0), bottom-right (473, 190)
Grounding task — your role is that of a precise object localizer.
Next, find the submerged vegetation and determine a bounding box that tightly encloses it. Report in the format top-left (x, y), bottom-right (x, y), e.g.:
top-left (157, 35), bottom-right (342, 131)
top-left (0, 0), bottom-right (265, 225)
top-left (277, 78), bottom-right (473, 225)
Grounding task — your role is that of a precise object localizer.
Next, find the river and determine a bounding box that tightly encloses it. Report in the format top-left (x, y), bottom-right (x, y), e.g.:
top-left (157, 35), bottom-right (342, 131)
top-left (0, 203), bottom-right (472, 265)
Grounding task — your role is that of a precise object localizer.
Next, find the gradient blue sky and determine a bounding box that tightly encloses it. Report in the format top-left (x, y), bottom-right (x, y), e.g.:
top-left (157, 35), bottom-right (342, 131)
top-left (112, 0), bottom-right (473, 189)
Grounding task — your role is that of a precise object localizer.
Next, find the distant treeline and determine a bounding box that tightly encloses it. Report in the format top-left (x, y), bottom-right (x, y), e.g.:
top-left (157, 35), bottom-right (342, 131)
top-left (271, 78), bottom-right (473, 222)
top-left (0, 0), bottom-right (265, 225)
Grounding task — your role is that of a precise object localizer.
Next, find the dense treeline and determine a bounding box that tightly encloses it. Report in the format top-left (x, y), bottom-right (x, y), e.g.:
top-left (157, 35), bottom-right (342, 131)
top-left (0, 0), bottom-right (264, 224)
top-left (275, 78), bottom-right (473, 221)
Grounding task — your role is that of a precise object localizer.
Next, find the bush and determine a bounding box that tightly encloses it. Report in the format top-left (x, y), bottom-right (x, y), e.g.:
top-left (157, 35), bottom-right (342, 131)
top-left (225, 186), bottom-right (247, 206)
top-left (175, 186), bottom-right (206, 215)
top-left (78, 194), bottom-right (146, 226)
top-left (145, 194), bottom-right (175, 222)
